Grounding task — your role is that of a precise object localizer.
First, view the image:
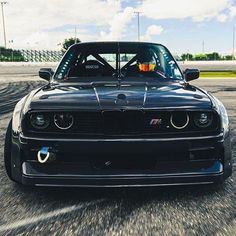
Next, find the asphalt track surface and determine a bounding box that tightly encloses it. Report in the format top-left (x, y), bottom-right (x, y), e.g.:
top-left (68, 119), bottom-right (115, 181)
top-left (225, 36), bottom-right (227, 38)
top-left (0, 74), bottom-right (236, 235)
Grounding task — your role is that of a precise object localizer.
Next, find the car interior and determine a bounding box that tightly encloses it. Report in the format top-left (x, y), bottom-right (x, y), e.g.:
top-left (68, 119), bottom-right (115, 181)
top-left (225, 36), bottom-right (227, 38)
top-left (66, 50), bottom-right (166, 78)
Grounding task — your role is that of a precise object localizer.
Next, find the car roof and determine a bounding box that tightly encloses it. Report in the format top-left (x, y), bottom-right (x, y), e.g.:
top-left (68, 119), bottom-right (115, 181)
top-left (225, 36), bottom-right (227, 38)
top-left (72, 41), bottom-right (164, 48)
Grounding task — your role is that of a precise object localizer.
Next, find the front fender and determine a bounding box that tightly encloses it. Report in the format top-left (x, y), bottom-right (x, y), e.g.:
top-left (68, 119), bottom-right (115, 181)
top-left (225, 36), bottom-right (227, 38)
top-left (208, 94), bottom-right (230, 138)
top-left (12, 96), bottom-right (28, 135)
top-left (209, 94), bottom-right (232, 177)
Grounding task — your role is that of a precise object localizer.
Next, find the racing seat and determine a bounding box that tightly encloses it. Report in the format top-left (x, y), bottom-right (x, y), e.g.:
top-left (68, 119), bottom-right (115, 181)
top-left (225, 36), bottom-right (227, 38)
top-left (68, 60), bottom-right (104, 77)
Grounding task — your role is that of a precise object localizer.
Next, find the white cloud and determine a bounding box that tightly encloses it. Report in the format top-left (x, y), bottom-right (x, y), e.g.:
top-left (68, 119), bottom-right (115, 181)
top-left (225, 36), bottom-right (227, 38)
top-left (217, 14), bottom-right (228, 22)
top-left (139, 0), bottom-right (234, 22)
top-left (1, 0), bottom-right (121, 49)
top-left (1, 0), bottom-right (236, 50)
top-left (229, 6), bottom-right (236, 18)
top-left (100, 7), bottom-right (135, 40)
top-left (217, 5), bottom-right (236, 21)
top-left (141, 25), bottom-right (164, 41)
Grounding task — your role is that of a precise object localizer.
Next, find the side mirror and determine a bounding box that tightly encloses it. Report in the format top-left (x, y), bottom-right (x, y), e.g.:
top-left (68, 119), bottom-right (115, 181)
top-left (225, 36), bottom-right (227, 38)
top-left (39, 68), bottom-right (54, 81)
top-left (184, 69), bottom-right (200, 82)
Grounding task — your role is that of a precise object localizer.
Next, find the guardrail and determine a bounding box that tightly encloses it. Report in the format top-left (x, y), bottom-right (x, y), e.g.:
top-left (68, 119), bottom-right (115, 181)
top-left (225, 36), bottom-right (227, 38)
top-left (179, 61), bottom-right (236, 71)
top-left (20, 50), bottom-right (62, 62)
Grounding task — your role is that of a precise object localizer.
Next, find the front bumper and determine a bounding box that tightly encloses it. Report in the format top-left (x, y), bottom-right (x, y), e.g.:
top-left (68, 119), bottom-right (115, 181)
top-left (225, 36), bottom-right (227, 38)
top-left (21, 161), bottom-right (225, 187)
top-left (11, 133), bottom-right (232, 187)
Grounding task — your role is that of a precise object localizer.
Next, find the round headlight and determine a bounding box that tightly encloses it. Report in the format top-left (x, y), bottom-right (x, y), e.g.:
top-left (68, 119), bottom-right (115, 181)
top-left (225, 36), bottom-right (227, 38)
top-left (194, 112), bottom-right (213, 128)
top-left (30, 114), bottom-right (50, 129)
top-left (170, 112), bottom-right (189, 130)
top-left (54, 113), bottom-right (74, 130)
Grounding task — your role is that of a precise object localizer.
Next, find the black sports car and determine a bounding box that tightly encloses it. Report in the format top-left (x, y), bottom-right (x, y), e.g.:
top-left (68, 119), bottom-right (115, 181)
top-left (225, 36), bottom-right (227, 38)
top-left (4, 42), bottom-right (232, 187)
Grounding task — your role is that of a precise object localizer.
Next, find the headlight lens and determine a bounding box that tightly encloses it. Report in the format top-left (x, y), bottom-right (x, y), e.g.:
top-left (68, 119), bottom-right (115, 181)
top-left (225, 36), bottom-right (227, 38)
top-left (194, 112), bottom-right (213, 128)
top-left (30, 114), bottom-right (50, 129)
top-left (54, 113), bottom-right (74, 130)
top-left (170, 112), bottom-right (190, 130)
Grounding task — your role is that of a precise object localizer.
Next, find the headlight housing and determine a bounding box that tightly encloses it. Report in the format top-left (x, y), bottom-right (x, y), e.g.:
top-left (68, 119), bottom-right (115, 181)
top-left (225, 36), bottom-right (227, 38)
top-left (30, 113), bottom-right (50, 129)
top-left (194, 112), bottom-right (213, 128)
top-left (54, 113), bottom-right (74, 130)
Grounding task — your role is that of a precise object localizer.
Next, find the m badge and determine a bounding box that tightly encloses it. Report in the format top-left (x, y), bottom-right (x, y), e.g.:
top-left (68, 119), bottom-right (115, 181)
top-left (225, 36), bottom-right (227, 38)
top-left (150, 118), bottom-right (162, 126)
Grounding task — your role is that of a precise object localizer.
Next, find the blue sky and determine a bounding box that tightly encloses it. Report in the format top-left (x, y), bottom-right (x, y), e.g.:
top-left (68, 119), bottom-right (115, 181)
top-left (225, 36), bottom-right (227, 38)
top-left (121, 0), bottom-right (236, 54)
top-left (136, 16), bottom-right (236, 54)
top-left (2, 0), bottom-right (236, 55)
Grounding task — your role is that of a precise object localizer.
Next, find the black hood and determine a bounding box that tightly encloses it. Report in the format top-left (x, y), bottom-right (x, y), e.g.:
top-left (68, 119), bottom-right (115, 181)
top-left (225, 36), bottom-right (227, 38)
top-left (27, 81), bottom-right (212, 111)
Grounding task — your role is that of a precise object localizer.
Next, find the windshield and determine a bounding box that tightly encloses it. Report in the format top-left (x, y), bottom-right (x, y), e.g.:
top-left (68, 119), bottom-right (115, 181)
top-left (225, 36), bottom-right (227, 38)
top-left (54, 43), bottom-right (183, 81)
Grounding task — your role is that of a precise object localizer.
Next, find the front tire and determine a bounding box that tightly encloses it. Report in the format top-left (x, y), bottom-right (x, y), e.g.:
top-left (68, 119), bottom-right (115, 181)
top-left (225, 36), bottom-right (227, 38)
top-left (4, 119), bottom-right (14, 181)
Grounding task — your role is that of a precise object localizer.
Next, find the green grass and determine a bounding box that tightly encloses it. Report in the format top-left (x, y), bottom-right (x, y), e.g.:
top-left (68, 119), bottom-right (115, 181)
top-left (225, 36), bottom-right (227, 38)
top-left (200, 71), bottom-right (236, 78)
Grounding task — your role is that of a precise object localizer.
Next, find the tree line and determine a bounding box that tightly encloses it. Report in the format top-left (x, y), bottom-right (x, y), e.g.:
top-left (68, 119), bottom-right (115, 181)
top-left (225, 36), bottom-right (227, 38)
top-left (0, 47), bottom-right (24, 61)
top-left (180, 52), bottom-right (234, 61)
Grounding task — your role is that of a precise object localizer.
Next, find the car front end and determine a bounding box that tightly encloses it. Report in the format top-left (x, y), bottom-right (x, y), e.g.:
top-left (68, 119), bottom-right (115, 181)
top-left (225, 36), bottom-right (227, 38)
top-left (11, 101), bottom-right (232, 187)
top-left (7, 42), bottom-right (232, 187)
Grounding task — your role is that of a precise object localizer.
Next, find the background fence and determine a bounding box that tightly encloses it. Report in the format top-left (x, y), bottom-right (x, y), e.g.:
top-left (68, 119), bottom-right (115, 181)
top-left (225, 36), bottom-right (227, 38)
top-left (0, 47), bottom-right (63, 62)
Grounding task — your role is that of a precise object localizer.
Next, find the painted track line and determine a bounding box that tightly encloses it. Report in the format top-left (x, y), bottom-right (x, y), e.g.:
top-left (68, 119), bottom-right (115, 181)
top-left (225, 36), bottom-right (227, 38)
top-left (0, 200), bottom-right (103, 232)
